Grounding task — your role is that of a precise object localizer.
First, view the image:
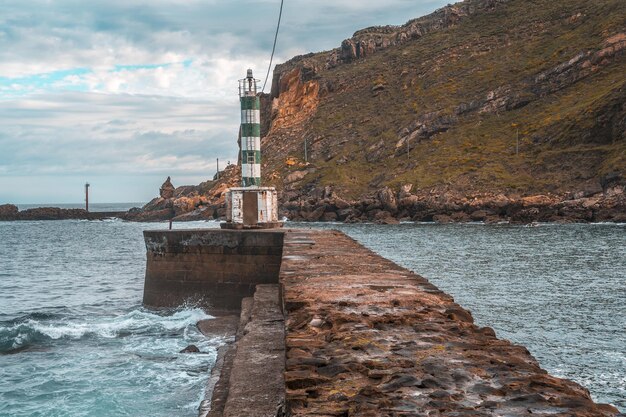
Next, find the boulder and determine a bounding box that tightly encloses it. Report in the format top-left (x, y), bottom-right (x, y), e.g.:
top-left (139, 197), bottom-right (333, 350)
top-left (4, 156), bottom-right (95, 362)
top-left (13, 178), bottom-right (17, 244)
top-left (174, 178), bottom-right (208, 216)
top-left (450, 211), bottom-right (470, 222)
top-left (398, 195), bottom-right (420, 210)
top-left (173, 196), bottom-right (204, 216)
top-left (321, 211), bottom-right (338, 222)
top-left (509, 207), bottom-right (541, 224)
top-left (159, 176), bottom-right (175, 199)
top-left (305, 206), bottom-right (325, 221)
top-left (374, 210), bottom-right (399, 224)
top-left (520, 194), bottom-right (556, 207)
top-left (336, 208), bottom-right (357, 221)
top-left (377, 187), bottom-right (398, 214)
top-left (284, 170), bottom-right (310, 185)
top-left (0, 204), bottom-right (18, 220)
top-left (398, 184), bottom-right (414, 199)
top-left (180, 344), bottom-right (200, 353)
top-left (433, 214), bottom-right (453, 224)
top-left (333, 197), bottom-right (351, 210)
top-left (469, 210), bottom-right (489, 221)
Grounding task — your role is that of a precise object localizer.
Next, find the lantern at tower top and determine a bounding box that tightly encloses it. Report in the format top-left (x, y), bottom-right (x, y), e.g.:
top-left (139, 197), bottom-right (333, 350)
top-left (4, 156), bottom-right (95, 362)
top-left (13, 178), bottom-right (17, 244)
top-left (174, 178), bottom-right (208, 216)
top-left (239, 69), bottom-right (258, 97)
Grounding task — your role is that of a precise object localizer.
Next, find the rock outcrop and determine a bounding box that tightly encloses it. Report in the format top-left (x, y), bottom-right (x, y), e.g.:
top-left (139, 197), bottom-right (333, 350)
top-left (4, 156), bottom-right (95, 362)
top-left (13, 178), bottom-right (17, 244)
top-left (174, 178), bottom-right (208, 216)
top-left (0, 205), bottom-right (125, 221)
top-left (159, 176), bottom-right (175, 199)
top-left (0, 204), bottom-right (19, 220)
top-left (125, 165), bottom-right (240, 222)
top-left (279, 181), bottom-right (626, 224)
top-left (326, 0), bottom-right (509, 68)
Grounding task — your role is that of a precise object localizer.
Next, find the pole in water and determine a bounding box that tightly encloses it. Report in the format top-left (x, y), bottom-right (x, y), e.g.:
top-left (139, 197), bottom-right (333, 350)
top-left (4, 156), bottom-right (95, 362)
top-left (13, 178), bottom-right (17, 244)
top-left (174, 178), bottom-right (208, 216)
top-left (169, 219), bottom-right (173, 230)
top-left (85, 182), bottom-right (90, 212)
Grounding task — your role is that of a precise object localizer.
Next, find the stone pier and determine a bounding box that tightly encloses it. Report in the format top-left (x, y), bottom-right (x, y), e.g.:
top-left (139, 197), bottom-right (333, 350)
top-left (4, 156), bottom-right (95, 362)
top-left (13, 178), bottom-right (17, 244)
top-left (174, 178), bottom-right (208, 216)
top-left (142, 229), bottom-right (621, 417)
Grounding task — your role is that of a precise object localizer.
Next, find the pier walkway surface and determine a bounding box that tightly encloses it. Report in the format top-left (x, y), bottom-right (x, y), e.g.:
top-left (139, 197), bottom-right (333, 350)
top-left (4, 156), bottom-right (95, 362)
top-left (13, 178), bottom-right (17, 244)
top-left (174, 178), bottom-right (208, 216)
top-left (278, 230), bottom-right (619, 416)
top-left (143, 229), bottom-right (621, 416)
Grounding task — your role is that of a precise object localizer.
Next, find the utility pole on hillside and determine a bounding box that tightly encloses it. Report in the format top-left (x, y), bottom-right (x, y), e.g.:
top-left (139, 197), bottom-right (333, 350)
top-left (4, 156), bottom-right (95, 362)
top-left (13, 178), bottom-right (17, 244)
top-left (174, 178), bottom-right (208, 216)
top-left (407, 136), bottom-right (410, 160)
top-left (512, 123), bottom-right (520, 155)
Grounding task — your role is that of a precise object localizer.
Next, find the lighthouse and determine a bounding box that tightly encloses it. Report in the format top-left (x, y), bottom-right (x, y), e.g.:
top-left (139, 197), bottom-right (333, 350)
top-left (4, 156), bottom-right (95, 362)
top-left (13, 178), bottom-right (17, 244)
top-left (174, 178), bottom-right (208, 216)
top-left (222, 69), bottom-right (282, 229)
top-left (240, 69), bottom-right (262, 187)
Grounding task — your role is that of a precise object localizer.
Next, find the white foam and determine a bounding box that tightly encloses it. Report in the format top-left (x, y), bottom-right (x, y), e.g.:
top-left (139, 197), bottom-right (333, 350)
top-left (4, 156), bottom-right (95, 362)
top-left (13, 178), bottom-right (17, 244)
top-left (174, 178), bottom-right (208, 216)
top-left (5, 307), bottom-right (212, 341)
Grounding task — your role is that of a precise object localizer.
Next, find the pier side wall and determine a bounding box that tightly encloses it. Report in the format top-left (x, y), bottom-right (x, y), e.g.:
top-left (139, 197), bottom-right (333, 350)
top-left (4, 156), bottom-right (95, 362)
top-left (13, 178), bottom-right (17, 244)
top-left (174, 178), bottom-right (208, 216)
top-left (143, 229), bottom-right (284, 309)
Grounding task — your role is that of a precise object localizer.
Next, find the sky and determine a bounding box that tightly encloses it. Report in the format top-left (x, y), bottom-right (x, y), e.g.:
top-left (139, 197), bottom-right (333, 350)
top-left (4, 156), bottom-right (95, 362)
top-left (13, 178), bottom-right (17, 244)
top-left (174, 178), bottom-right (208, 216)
top-left (0, 0), bottom-right (450, 204)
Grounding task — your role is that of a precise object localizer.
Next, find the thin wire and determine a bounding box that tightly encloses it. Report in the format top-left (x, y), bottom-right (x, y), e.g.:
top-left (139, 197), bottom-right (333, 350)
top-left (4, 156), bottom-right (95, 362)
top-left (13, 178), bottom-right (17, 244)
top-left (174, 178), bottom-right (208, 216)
top-left (261, 0), bottom-right (284, 93)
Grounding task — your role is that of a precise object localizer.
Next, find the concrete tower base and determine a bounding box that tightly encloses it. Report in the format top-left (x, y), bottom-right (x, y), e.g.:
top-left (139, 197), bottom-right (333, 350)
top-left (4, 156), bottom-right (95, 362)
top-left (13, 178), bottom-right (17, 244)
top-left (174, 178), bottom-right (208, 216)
top-left (223, 187), bottom-right (282, 230)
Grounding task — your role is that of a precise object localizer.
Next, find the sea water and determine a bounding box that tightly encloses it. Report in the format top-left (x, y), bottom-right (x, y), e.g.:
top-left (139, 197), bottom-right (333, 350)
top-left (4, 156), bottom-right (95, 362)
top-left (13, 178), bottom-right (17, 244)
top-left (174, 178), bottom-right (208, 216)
top-left (0, 214), bottom-right (624, 415)
top-left (0, 210), bottom-right (223, 417)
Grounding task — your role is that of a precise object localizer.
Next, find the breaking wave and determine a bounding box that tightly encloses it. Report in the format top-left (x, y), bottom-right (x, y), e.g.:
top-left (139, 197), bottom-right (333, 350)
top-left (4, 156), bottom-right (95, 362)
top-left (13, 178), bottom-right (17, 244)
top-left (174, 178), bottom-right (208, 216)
top-left (0, 307), bottom-right (211, 354)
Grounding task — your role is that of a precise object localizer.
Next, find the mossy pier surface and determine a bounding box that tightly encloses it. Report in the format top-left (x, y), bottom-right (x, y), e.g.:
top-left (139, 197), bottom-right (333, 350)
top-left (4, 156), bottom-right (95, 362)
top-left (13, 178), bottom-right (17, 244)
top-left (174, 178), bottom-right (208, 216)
top-left (142, 229), bottom-right (621, 416)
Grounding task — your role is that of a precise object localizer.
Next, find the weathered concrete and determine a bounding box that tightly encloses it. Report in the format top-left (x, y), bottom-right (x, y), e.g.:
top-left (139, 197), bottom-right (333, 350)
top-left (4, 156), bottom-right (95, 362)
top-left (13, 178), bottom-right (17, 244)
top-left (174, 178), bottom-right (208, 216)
top-left (279, 230), bottom-right (620, 416)
top-left (142, 228), bottom-right (620, 416)
top-left (222, 284), bottom-right (285, 417)
top-left (143, 229), bottom-right (284, 309)
top-left (197, 315), bottom-right (240, 339)
top-left (200, 286), bottom-right (286, 417)
top-left (198, 316), bottom-right (239, 417)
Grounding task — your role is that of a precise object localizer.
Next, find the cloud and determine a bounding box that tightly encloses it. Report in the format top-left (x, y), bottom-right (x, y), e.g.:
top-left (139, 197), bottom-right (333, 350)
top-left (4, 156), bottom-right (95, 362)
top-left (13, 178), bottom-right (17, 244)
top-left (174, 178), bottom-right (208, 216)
top-left (0, 0), bottom-right (450, 203)
top-left (0, 92), bottom-right (238, 175)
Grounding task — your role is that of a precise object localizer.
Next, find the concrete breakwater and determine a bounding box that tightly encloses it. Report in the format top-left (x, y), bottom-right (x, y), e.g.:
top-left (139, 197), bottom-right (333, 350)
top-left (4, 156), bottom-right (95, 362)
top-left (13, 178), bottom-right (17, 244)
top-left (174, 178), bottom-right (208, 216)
top-left (143, 229), bottom-right (621, 416)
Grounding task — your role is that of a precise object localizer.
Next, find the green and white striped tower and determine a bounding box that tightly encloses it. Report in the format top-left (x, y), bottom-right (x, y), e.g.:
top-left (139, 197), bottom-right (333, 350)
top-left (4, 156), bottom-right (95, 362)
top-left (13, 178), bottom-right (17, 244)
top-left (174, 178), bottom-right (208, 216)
top-left (239, 69), bottom-right (261, 187)
top-left (222, 68), bottom-right (282, 229)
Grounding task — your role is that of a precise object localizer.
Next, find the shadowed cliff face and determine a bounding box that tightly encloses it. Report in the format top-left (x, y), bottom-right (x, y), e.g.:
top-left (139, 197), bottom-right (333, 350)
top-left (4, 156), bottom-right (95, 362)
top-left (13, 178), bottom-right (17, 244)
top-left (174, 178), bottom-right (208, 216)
top-left (270, 68), bottom-right (321, 131)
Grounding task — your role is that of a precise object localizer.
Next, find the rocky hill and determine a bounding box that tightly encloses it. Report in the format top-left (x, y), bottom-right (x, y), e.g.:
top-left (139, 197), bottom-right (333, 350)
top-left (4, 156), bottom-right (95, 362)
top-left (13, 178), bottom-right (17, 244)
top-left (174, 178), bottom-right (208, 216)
top-left (132, 0), bottom-right (626, 223)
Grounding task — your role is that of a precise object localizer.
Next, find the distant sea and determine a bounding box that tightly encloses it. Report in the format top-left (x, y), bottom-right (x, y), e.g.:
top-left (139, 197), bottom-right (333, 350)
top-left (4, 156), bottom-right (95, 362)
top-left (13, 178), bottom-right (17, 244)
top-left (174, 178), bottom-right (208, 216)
top-left (0, 217), bottom-right (624, 416)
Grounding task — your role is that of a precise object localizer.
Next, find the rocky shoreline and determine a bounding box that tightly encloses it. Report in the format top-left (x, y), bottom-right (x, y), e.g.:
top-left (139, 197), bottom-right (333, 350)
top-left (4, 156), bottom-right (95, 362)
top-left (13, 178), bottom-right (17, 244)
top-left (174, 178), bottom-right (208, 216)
top-left (120, 174), bottom-right (626, 225)
top-left (3, 175), bottom-right (624, 225)
top-left (0, 204), bottom-right (127, 221)
top-left (2, 189), bottom-right (624, 225)
top-left (282, 183), bottom-right (626, 225)
top-left (5, 191), bottom-right (624, 225)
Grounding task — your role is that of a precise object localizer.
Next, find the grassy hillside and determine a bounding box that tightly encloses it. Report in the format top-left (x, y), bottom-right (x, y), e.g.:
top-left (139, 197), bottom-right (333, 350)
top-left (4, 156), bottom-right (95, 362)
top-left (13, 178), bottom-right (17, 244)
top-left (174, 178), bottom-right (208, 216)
top-left (261, 0), bottom-right (626, 199)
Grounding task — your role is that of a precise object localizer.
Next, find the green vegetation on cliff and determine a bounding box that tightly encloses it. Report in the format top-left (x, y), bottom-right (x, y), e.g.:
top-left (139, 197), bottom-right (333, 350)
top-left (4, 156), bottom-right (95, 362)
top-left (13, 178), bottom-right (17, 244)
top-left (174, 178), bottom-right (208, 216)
top-left (262, 0), bottom-right (626, 199)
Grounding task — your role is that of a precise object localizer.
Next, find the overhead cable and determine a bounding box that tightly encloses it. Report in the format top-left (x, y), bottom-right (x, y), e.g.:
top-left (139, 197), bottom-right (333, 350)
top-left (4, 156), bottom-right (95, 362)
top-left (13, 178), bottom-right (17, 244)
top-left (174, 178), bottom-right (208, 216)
top-left (261, 0), bottom-right (284, 93)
